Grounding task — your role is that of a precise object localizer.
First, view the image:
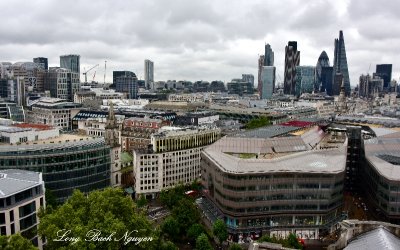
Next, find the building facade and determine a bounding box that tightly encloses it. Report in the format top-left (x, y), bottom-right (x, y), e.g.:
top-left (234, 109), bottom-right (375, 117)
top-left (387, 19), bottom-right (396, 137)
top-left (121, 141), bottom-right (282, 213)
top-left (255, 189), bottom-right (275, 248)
top-left (144, 59), bottom-right (154, 90)
top-left (315, 51), bottom-right (330, 92)
top-left (133, 126), bottom-right (221, 198)
top-left (60, 54), bottom-right (80, 75)
top-left (115, 76), bottom-right (138, 99)
top-left (44, 67), bottom-right (80, 101)
top-left (200, 127), bottom-right (347, 240)
top-left (0, 136), bottom-right (111, 202)
top-left (375, 64), bottom-right (392, 90)
top-left (333, 31), bottom-right (350, 96)
top-left (284, 41), bottom-right (300, 95)
top-left (295, 66), bottom-right (316, 97)
top-left (27, 98), bottom-right (82, 130)
top-left (260, 66), bottom-right (276, 99)
top-left (0, 169), bottom-right (45, 249)
top-left (264, 44), bottom-right (274, 67)
top-left (33, 57), bottom-right (48, 71)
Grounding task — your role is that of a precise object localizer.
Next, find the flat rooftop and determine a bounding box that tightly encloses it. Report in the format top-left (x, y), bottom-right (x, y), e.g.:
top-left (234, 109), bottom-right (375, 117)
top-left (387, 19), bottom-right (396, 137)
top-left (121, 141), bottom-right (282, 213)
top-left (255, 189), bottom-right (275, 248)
top-left (204, 126), bottom-right (347, 174)
top-left (364, 132), bottom-right (400, 181)
top-left (0, 169), bottom-right (42, 198)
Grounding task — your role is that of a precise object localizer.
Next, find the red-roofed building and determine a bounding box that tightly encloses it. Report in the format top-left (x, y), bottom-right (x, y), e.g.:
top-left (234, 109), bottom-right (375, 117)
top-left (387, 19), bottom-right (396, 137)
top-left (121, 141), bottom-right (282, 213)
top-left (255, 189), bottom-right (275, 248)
top-left (280, 120), bottom-right (315, 128)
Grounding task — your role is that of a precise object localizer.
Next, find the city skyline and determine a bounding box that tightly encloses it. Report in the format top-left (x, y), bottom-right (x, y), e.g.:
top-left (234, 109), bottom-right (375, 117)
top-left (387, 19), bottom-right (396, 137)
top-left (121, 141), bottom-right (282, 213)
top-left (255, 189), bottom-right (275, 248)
top-left (0, 0), bottom-right (399, 86)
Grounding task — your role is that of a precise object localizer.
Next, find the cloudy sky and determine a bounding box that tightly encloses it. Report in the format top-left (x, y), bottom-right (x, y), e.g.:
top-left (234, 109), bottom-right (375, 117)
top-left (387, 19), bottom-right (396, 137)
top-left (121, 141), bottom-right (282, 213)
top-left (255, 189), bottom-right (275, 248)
top-left (0, 0), bottom-right (398, 86)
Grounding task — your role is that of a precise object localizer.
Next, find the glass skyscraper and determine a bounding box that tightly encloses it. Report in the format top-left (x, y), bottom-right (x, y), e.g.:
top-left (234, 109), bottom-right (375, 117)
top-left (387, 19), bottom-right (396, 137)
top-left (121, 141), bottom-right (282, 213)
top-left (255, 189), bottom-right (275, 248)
top-left (264, 44), bottom-right (274, 66)
top-left (333, 31), bottom-right (350, 96)
top-left (315, 51), bottom-right (330, 92)
top-left (60, 54), bottom-right (80, 75)
top-left (261, 66), bottom-right (275, 99)
top-left (284, 41), bottom-right (300, 95)
top-left (295, 66), bottom-right (316, 96)
top-left (375, 64), bottom-right (392, 90)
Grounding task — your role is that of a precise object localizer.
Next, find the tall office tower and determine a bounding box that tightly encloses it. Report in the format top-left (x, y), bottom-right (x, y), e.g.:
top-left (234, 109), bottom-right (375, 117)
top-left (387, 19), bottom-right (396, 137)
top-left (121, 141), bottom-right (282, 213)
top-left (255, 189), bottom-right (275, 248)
top-left (315, 51), bottom-right (330, 92)
top-left (44, 67), bottom-right (80, 100)
top-left (33, 57), bottom-right (48, 70)
top-left (333, 31), bottom-right (350, 96)
top-left (260, 66), bottom-right (276, 99)
top-left (144, 59), bottom-right (154, 90)
top-left (264, 43), bottom-right (274, 66)
top-left (112, 71), bottom-right (136, 86)
top-left (322, 67), bottom-right (334, 95)
top-left (333, 72), bottom-right (343, 96)
top-left (284, 41), bottom-right (300, 95)
top-left (60, 54), bottom-right (80, 75)
top-left (295, 66), bottom-right (315, 96)
top-left (375, 64), bottom-right (392, 90)
top-left (257, 55), bottom-right (265, 94)
top-left (242, 74), bottom-right (255, 87)
top-left (116, 76), bottom-right (138, 99)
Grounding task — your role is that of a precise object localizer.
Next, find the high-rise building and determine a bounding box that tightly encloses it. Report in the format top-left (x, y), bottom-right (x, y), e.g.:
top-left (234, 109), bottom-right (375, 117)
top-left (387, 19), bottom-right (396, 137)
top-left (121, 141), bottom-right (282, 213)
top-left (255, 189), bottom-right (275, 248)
top-left (227, 79), bottom-right (254, 96)
top-left (33, 57), bottom-right (48, 70)
top-left (242, 74), bottom-right (255, 87)
top-left (264, 43), bottom-right (274, 66)
top-left (315, 51), bottom-right (330, 92)
top-left (258, 55), bottom-right (265, 93)
top-left (144, 59), bottom-right (154, 90)
top-left (44, 67), bottom-right (80, 101)
top-left (333, 31), bottom-right (350, 96)
top-left (260, 66), bottom-right (275, 99)
top-left (284, 41), bottom-right (300, 95)
top-left (295, 66), bottom-right (315, 96)
top-left (60, 54), bottom-right (80, 75)
top-left (375, 64), bottom-right (392, 90)
top-left (112, 71), bottom-right (136, 86)
top-left (115, 76), bottom-right (138, 99)
top-left (322, 67), bottom-right (334, 96)
top-left (333, 72), bottom-right (343, 96)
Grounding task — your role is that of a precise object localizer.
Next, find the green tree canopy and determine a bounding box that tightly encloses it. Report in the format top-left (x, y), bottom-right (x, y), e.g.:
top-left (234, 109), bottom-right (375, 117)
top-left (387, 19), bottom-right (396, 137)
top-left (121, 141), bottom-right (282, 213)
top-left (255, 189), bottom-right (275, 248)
top-left (136, 194), bottom-right (147, 208)
top-left (229, 243), bottom-right (243, 250)
top-left (187, 223), bottom-right (204, 243)
top-left (161, 216), bottom-right (180, 241)
top-left (195, 233), bottom-right (213, 250)
top-left (172, 198), bottom-right (201, 232)
top-left (245, 116), bottom-right (270, 130)
top-left (212, 219), bottom-right (228, 244)
top-left (38, 188), bottom-right (157, 250)
top-left (159, 240), bottom-right (179, 250)
top-left (0, 234), bottom-right (37, 250)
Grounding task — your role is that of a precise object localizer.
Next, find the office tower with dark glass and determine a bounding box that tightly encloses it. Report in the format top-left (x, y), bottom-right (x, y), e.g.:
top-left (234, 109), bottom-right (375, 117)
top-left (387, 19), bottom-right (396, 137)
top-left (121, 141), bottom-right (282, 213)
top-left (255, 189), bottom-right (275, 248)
top-left (113, 71), bottom-right (136, 86)
top-left (144, 59), bottom-right (154, 90)
top-left (260, 66), bottom-right (275, 99)
top-left (284, 41), bottom-right (300, 95)
top-left (258, 55), bottom-right (265, 94)
top-left (33, 57), bottom-right (48, 70)
top-left (375, 64), bottom-right (392, 90)
top-left (333, 31), bottom-right (350, 96)
top-left (264, 44), bottom-right (274, 66)
top-left (315, 51), bottom-right (330, 92)
top-left (295, 66), bottom-right (315, 96)
top-left (60, 54), bottom-right (80, 75)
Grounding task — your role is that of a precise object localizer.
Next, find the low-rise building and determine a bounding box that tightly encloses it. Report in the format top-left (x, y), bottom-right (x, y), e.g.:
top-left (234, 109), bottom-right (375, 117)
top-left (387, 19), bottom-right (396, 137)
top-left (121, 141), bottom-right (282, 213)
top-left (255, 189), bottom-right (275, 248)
top-left (0, 169), bottom-right (45, 249)
top-left (133, 126), bottom-right (221, 199)
top-left (0, 123), bottom-right (59, 144)
top-left (26, 97), bottom-right (82, 131)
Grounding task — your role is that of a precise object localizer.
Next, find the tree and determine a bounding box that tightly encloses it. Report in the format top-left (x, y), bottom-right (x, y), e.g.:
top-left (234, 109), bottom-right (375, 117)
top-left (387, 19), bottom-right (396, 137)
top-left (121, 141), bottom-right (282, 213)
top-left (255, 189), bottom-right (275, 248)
top-left (287, 233), bottom-right (303, 249)
top-left (38, 188), bottom-right (158, 250)
top-left (45, 189), bottom-right (58, 208)
top-left (172, 198), bottom-right (200, 232)
top-left (0, 234), bottom-right (37, 250)
top-left (161, 216), bottom-right (180, 241)
top-left (229, 243), bottom-right (243, 250)
top-left (195, 233), bottom-right (213, 250)
top-left (159, 184), bottom-right (186, 209)
top-left (213, 219), bottom-right (228, 244)
top-left (187, 223), bottom-right (204, 243)
top-left (159, 240), bottom-right (179, 250)
top-left (245, 116), bottom-right (270, 130)
top-left (136, 194), bottom-right (147, 208)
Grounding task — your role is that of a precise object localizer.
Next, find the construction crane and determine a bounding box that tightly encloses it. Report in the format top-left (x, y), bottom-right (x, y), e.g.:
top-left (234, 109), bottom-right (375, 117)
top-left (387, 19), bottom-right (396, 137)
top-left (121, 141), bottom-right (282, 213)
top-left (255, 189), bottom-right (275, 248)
top-left (83, 64), bottom-right (99, 83)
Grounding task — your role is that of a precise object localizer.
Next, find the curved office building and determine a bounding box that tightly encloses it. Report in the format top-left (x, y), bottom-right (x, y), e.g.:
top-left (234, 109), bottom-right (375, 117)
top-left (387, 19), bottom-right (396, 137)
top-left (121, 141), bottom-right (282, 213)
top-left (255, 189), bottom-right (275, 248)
top-left (0, 136), bottom-right (111, 202)
top-left (200, 127), bottom-right (347, 240)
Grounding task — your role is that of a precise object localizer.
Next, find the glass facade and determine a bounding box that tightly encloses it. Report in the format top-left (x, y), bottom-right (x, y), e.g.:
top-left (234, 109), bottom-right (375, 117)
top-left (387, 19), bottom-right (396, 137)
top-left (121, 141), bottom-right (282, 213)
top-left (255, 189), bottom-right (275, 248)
top-left (0, 138), bottom-right (111, 202)
top-left (201, 156), bottom-right (345, 236)
top-left (295, 66), bottom-right (316, 96)
top-left (333, 31), bottom-right (350, 96)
